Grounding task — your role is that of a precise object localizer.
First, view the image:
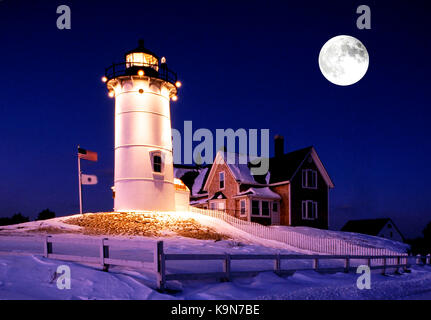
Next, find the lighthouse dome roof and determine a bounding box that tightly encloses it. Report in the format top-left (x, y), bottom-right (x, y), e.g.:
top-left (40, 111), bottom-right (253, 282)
top-left (125, 40), bottom-right (160, 60)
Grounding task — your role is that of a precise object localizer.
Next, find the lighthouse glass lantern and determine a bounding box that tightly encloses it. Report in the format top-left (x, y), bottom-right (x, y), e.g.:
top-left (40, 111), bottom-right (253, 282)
top-left (125, 52), bottom-right (159, 71)
top-left (104, 40), bottom-right (179, 212)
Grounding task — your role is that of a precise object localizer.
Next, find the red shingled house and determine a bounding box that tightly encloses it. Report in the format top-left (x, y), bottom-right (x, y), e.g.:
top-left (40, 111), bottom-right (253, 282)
top-left (174, 136), bottom-right (334, 229)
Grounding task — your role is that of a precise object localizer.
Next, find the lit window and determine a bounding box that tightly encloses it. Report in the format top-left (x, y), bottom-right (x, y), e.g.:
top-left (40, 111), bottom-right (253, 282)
top-left (302, 200), bottom-right (318, 220)
top-left (153, 154), bottom-right (162, 173)
top-left (240, 200), bottom-right (246, 216)
top-left (219, 172), bottom-right (225, 189)
top-left (302, 169), bottom-right (317, 189)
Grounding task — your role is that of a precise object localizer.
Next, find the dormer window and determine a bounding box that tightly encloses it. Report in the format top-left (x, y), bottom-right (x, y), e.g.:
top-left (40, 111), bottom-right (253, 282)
top-left (219, 172), bottom-right (225, 189)
top-left (302, 169), bottom-right (317, 189)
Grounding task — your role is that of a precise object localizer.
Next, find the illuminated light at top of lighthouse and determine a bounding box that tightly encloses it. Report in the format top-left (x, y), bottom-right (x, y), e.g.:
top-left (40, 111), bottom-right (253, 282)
top-left (104, 40), bottom-right (179, 100)
top-left (104, 40), bottom-right (180, 212)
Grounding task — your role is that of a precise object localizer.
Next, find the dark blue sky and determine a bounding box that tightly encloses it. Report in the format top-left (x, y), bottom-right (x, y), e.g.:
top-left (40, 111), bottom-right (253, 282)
top-left (0, 0), bottom-right (430, 237)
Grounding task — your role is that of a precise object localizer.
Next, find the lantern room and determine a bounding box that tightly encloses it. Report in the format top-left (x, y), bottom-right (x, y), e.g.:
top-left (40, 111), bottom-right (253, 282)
top-left (125, 40), bottom-right (159, 71)
top-left (104, 39), bottom-right (180, 97)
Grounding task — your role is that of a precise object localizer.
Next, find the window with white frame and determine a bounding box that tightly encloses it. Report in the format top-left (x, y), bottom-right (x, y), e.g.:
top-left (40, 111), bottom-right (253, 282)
top-left (272, 202), bottom-right (278, 213)
top-left (301, 200), bottom-right (318, 220)
top-left (250, 200), bottom-right (273, 218)
top-left (302, 169), bottom-right (317, 189)
top-left (210, 202), bottom-right (216, 210)
top-left (240, 199), bottom-right (246, 216)
top-left (219, 172), bottom-right (225, 189)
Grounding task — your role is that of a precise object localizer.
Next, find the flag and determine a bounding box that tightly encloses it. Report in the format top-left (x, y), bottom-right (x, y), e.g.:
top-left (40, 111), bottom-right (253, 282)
top-left (78, 147), bottom-right (98, 162)
top-left (81, 174), bottom-right (98, 185)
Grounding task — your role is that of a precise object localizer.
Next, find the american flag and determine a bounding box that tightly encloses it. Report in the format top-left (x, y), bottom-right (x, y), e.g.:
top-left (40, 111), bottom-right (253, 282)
top-left (78, 147), bottom-right (98, 162)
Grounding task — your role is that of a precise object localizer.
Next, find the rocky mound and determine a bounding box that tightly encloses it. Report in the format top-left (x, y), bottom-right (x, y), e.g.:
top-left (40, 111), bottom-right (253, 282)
top-left (64, 212), bottom-right (226, 240)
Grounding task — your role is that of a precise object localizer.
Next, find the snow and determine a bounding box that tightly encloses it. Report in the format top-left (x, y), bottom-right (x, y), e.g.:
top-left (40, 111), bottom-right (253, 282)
top-left (218, 152), bottom-right (260, 185)
top-left (191, 168), bottom-right (208, 196)
top-left (190, 198), bottom-right (208, 205)
top-left (237, 187), bottom-right (281, 199)
top-left (0, 212), bottom-right (426, 300)
top-left (173, 167), bottom-right (209, 197)
top-left (270, 225), bottom-right (409, 253)
top-left (0, 251), bottom-right (430, 300)
top-left (0, 254), bottom-right (171, 300)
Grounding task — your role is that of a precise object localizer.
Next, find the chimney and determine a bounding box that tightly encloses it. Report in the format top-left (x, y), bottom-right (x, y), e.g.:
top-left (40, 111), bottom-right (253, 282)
top-left (274, 135), bottom-right (284, 158)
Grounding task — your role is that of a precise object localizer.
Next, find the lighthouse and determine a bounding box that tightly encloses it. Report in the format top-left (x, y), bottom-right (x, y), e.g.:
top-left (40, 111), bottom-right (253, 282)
top-left (104, 40), bottom-right (180, 212)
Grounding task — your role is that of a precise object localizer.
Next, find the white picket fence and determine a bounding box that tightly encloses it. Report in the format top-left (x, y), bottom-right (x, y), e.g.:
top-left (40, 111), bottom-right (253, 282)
top-left (190, 207), bottom-right (407, 257)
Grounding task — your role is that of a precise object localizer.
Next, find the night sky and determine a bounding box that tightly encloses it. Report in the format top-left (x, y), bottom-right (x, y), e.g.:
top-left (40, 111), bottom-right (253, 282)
top-left (0, 0), bottom-right (430, 237)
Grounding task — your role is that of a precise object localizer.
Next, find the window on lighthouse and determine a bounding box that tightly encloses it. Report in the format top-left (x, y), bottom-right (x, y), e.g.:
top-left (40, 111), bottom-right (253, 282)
top-left (153, 154), bottom-right (162, 173)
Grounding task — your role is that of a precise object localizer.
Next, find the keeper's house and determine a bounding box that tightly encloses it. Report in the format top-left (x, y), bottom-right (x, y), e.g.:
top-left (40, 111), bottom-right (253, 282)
top-left (175, 136), bottom-right (334, 229)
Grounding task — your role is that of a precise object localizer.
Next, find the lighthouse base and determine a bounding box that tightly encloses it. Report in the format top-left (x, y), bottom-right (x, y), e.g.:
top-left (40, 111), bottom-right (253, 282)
top-left (114, 180), bottom-right (176, 212)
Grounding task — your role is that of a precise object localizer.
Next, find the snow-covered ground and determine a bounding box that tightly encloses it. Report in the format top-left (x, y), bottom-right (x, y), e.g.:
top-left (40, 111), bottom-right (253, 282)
top-left (270, 225), bottom-right (410, 253)
top-left (0, 212), bottom-right (428, 300)
top-left (0, 251), bottom-right (430, 300)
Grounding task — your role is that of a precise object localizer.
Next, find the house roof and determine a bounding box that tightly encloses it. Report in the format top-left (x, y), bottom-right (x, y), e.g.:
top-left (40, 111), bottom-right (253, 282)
top-left (217, 152), bottom-right (265, 185)
top-left (268, 147), bottom-right (313, 183)
top-left (341, 218), bottom-right (401, 237)
top-left (175, 145), bottom-right (334, 196)
top-left (190, 198), bottom-right (209, 205)
top-left (173, 164), bottom-right (211, 197)
top-left (210, 191), bottom-right (227, 200)
top-left (235, 187), bottom-right (281, 200)
top-left (268, 146), bottom-right (334, 188)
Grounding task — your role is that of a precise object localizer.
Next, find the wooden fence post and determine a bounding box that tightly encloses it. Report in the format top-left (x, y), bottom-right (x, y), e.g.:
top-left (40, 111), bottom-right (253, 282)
top-left (426, 254), bottom-right (431, 265)
top-left (274, 253), bottom-right (281, 275)
top-left (416, 254), bottom-right (422, 265)
top-left (223, 253), bottom-right (231, 281)
top-left (100, 238), bottom-right (110, 272)
top-left (395, 256), bottom-right (401, 273)
top-left (155, 241), bottom-right (166, 290)
top-left (381, 257), bottom-right (386, 275)
top-left (44, 235), bottom-right (53, 258)
top-left (313, 258), bottom-right (319, 271)
top-left (405, 254), bottom-right (411, 271)
top-left (344, 257), bottom-right (350, 273)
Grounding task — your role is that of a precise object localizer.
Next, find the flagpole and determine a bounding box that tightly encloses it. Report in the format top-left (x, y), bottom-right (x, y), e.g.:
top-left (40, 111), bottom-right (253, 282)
top-left (78, 145), bottom-right (83, 214)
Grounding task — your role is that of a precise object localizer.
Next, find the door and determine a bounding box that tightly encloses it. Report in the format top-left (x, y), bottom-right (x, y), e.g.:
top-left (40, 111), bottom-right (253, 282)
top-left (218, 201), bottom-right (225, 212)
top-left (271, 202), bottom-right (281, 225)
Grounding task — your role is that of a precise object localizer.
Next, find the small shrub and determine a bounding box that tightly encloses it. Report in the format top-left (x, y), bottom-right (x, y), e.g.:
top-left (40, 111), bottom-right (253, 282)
top-left (36, 209), bottom-right (56, 221)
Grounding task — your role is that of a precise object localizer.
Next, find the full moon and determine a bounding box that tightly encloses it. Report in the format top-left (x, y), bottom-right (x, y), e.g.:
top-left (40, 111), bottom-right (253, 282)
top-left (318, 35), bottom-right (369, 86)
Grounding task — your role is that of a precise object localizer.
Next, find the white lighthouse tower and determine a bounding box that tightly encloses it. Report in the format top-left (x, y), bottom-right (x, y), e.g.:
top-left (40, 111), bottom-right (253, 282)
top-left (104, 40), bottom-right (180, 212)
